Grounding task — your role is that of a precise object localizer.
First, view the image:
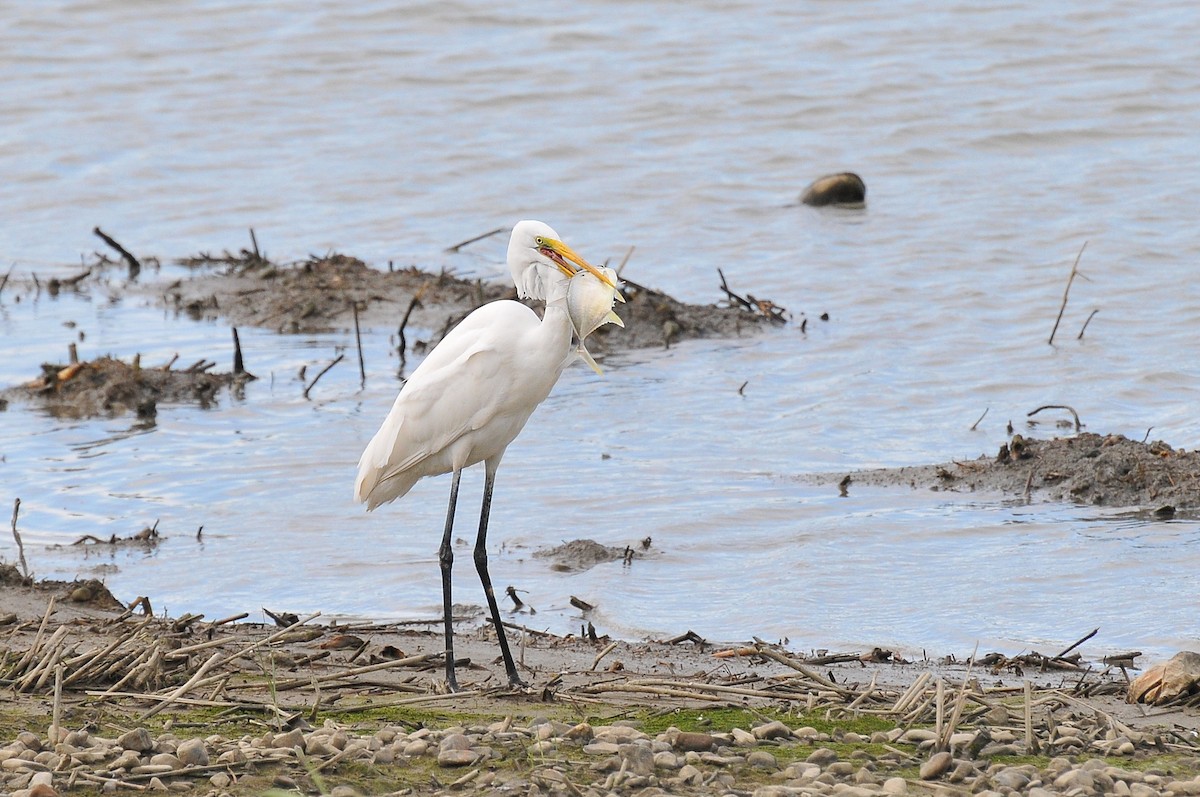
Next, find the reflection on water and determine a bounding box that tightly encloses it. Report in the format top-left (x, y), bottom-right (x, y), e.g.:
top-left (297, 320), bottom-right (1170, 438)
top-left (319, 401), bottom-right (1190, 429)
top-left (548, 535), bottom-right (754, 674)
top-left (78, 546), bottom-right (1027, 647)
top-left (2, 0), bottom-right (1200, 657)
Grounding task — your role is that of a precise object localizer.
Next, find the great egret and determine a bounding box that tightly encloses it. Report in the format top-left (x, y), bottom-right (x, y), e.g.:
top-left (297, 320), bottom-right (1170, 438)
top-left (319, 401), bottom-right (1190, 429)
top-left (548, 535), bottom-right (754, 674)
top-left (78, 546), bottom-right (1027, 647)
top-left (354, 220), bottom-right (617, 690)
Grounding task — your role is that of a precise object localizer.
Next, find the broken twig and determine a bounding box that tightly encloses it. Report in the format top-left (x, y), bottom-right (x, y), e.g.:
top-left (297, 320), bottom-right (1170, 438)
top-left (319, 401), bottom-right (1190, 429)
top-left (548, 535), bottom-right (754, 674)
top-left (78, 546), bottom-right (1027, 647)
top-left (303, 354), bottom-right (345, 399)
top-left (1048, 241), bottom-right (1087, 345)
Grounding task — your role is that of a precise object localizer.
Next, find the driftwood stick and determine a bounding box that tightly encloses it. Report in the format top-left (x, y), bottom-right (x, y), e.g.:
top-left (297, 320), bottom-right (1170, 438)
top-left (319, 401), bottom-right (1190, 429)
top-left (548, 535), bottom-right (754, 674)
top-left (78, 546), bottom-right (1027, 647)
top-left (352, 302), bottom-right (366, 386)
top-left (753, 646), bottom-right (856, 697)
top-left (1055, 627), bottom-right (1098, 660)
top-left (1048, 240), bottom-right (1087, 345)
top-left (1027, 404), bottom-right (1082, 431)
top-left (232, 328), bottom-right (246, 376)
top-left (249, 228), bottom-right (261, 260)
top-left (969, 407), bottom-right (989, 431)
top-left (303, 354), bottom-right (345, 399)
top-left (717, 268), bottom-right (756, 312)
top-left (396, 290), bottom-right (425, 368)
top-left (1077, 309), bottom-right (1099, 340)
top-left (590, 642), bottom-right (619, 671)
top-left (93, 226), bottom-right (142, 274)
top-left (10, 498), bottom-right (29, 580)
top-left (445, 226), bottom-right (506, 253)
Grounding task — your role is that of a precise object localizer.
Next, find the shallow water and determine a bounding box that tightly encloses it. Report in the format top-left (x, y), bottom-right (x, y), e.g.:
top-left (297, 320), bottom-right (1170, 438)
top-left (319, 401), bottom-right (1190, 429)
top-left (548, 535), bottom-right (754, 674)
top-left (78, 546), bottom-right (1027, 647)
top-left (2, 0), bottom-right (1199, 658)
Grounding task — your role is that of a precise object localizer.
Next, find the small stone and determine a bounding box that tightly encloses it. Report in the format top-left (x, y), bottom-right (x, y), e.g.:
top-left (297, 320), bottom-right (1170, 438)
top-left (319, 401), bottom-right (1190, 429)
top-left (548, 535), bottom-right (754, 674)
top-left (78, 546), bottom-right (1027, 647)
top-left (747, 750), bottom-right (777, 769)
top-left (993, 769), bottom-right (1031, 790)
top-left (148, 753), bottom-right (182, 770)
top-left (209, 773), bottom-right (230, 789)
top-left (731, 727), bottom-right (757, 746)
top-left (29, 783), bottom-right (58, 797)
top-left (828, 761), bottom-right (856, 776)
top-left (900, 729), bottom-right (938, 744)
top-left (272, 728), bottom-right (304, 749)
top-left (752, 721), bottom-right (792, 741)
top-left (64, 731), bottom-right (90, 748)
top-left (582, 741), bottom-right (621, 756)
top-left (402, 739), bottom-right (429, 757)
top-left (673, 732), bottom-right (716, 752)
top-left (217, 749), bottom-right (246, 765)
top-left (147, 777), bottom-right (168, 792)
top-left (118, 729), bottom-right (154, 753)
top-left (593, 725), bottom-right (646, 744)
top-left (437, 748), bottom-right (479, 767)
top-left (563, 722), bottom-right (593, 741)
top-left (1054, 768), bottom-right (1094, 792)
top-left (920, 751), bottom-right (953, 780)
top-left (882, 776), bottom-right (908, 795)
top-left (175, 739), bottom-right (208, 767)
top-left (675, 764), bottom-right (703, 786)
top-left (329, 786), bottom-right (361, 797)
top-left (653, 751), bottom-right (680, 770)
top-left (806, 747), bottom-right (838, 765)
top-left (622, 745), bottom-right (655, 777)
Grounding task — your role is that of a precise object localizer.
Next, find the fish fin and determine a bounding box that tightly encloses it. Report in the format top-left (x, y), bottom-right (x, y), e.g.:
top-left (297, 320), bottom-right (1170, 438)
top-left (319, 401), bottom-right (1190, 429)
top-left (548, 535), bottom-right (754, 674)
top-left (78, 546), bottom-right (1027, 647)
top-left (577, 344), bottom-right (604, 376)
top-left (605, 310), bottom-right (625, 328)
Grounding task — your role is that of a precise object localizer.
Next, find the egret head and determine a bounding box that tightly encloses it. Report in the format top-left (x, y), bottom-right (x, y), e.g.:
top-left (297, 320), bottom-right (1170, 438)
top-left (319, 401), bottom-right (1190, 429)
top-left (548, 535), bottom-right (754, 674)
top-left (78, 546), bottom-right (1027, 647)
top-left (507, 220), bottom-right (615, 301)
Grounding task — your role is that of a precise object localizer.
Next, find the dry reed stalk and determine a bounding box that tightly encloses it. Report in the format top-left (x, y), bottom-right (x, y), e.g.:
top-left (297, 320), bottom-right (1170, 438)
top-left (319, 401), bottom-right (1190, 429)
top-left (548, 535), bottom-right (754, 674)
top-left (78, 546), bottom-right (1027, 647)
top-left (1024, 679), bottom-right (1038, 753)
top-left (93, 646), bottom-right (158, 698)
top-left (76, 771), bottom-right (148, 791)
top-left (752, 645), bottom-right (856, 696)
top-left (590, 641), bottom-right (619, 671)
top-left (51, 662), bottom-right (63, 744)
top-left (12, 596), bottom-right (56, 675)
top-left (17, 624), bottom-right (68, 691)
top-left (577, 683), bottom-right (724, 702)
top-left (243, 650), bottom-right (443, 692)
top-left (139, 650), bottom-right (226, 719)
top-left (323, 689), bottom-right (481, 714)
top-left (935, 679), bottom-right (945, 741)
top-left (845, 671), bottom-right (878, 713)
top-left (891, 671), bottom-right (932, 715)
top-left (63, 621), bottom-right (150, 686)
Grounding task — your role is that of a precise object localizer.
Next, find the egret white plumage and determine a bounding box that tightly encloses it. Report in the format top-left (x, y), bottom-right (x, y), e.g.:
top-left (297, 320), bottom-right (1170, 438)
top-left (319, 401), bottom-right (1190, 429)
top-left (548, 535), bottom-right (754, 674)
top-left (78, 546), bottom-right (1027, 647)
top-left (354, 220), bottom-right (619, 690)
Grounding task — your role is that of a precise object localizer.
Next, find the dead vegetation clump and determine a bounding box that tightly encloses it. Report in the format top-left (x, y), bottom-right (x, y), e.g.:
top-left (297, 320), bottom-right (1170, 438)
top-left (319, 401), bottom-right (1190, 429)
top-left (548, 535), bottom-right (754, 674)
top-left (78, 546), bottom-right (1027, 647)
top-left (1, 355), bottom-right (251, 418)
top-left (830, 432), bottom-right (1200, 511)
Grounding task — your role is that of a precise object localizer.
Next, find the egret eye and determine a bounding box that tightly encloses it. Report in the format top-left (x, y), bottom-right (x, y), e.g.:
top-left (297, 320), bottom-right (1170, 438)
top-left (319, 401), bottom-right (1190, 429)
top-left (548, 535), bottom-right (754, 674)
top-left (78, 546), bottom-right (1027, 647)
top-left (535, 236), bottom-right (545, 246)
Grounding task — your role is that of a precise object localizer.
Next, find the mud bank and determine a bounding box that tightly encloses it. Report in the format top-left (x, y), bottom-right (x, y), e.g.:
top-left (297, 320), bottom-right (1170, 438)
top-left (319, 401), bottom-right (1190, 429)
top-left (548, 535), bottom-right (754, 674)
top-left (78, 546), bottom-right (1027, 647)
top-left (815, 433), bottom-right (1200, 511)
top-left (163, 249), bottom-right (784, 349)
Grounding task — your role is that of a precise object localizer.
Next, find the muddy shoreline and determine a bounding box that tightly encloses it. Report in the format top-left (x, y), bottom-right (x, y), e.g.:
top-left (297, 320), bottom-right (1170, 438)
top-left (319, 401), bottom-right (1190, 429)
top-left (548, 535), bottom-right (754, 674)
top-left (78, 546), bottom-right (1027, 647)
top-left (3, 573), bottom-right (1200, 797)
top-left (806, 432), bottom-right (1200, 512)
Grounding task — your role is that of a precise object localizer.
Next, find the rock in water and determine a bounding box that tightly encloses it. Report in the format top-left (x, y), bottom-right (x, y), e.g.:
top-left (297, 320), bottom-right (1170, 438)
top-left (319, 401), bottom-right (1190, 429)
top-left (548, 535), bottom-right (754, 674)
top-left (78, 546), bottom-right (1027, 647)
top-left (800, 172), bottom-right (867, 206)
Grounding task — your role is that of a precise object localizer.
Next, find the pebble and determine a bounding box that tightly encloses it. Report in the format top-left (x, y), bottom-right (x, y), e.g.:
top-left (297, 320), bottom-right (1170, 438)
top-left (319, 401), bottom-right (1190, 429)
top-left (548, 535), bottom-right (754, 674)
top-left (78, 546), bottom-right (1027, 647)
top-left (919, 751), bottom-right (952, 780)
top-left (118, 729), bottom-right (154, 753)
top-left (752, 721), bottom-right (793, 741)
top-left (175, 739), bottom-right (209, 767)
top-left (1, 690), bottom-right (1194, 797)
top-left (746, 750), bottom-right (777, 769)
top-left (672, 731), bottom-right (716, 752)
top-left (806, 747), bottom-right (839, 766)
top-left (437, 748), bottom-right (479, 767)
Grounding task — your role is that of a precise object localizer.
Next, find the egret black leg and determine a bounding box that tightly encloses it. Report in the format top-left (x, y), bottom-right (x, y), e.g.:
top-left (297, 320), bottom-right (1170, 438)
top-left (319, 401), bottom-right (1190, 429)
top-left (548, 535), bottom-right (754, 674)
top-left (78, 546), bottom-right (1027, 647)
top-left (439, 468), bottom-right (462, 691)
top-left (474, 468), bottom-right (525, 687)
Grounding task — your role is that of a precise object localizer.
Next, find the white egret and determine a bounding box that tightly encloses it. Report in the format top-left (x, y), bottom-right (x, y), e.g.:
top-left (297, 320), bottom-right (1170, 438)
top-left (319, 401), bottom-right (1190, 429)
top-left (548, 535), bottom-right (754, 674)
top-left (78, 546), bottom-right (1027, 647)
top-left (354, 220), bottom-right (617, 690)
